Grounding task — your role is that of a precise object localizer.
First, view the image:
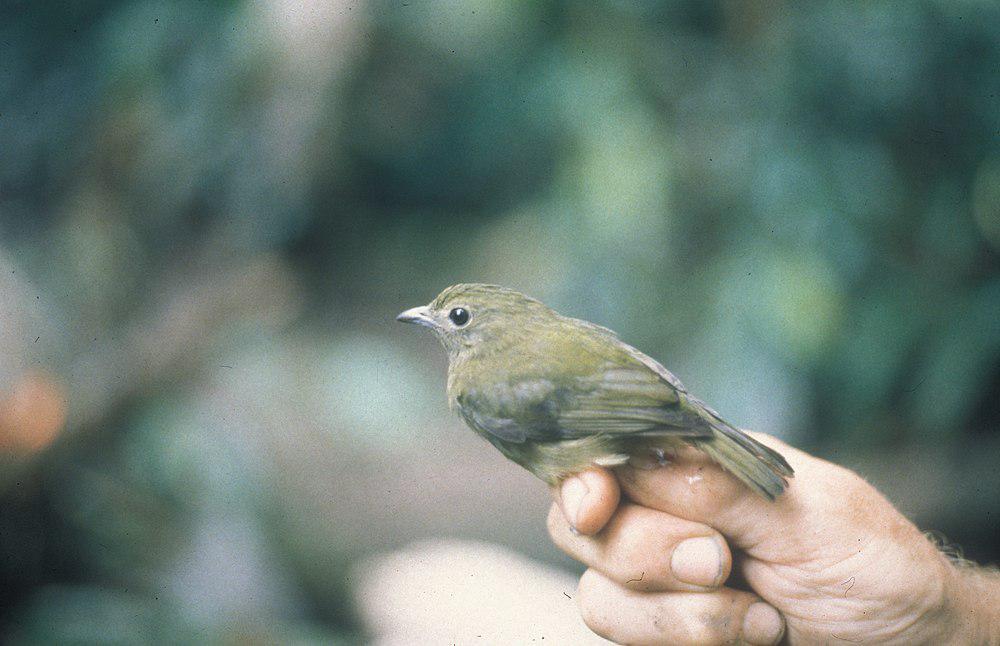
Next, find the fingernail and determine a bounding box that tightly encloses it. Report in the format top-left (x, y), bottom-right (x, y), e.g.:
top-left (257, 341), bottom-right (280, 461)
top-left (742, 602), bottom-right (784, 645)
top-left (671, 536), bottom-right (724, 587)
top-left (561, 476), bottom-right (589, 531)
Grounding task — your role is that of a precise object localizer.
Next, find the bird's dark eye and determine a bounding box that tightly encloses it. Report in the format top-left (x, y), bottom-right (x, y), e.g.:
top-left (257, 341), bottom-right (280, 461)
top-left (448, 307), bottom-right (470, 326)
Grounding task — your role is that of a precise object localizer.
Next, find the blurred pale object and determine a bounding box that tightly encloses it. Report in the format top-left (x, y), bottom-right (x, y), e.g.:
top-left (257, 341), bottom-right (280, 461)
top-left (0, 372), bottom-right (67, 454)
top-left (356, 540), bottom-right (610, 645)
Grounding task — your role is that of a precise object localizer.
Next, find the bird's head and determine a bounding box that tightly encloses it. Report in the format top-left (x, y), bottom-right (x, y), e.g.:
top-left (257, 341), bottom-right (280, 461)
top-left (396, 283), bottom-right (556, 359)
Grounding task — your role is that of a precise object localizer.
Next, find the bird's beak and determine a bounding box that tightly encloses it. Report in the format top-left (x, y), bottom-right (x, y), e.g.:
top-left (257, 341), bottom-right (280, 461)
top-left (396, 305), bottom-right (435, 328)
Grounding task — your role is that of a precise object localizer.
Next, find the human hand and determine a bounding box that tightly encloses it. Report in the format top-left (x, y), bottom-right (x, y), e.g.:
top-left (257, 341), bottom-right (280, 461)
top-left (548, 434), bottom-right (999, 645)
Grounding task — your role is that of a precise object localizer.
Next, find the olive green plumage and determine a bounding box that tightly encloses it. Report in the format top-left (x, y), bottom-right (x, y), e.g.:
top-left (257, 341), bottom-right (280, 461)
top-left (397, 283), bottom-right (793, 499)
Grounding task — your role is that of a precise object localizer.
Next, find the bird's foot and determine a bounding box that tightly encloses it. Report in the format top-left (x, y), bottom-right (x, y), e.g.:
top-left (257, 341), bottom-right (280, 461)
top-left (629, 448), bottom-right (673, 471)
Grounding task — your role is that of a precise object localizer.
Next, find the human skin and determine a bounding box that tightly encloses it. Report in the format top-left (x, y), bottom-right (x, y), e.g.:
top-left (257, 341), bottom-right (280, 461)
top-left (547, 433), bottom-right (1000, 645)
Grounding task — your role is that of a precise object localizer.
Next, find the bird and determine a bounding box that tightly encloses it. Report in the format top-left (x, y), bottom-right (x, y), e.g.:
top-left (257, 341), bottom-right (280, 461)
top-left (397, 283), bottom-right (793, 499)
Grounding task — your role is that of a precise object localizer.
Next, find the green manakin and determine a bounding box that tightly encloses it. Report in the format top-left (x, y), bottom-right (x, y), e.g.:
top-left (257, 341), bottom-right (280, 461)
top-left (397, 284), bottom-right (793, 499)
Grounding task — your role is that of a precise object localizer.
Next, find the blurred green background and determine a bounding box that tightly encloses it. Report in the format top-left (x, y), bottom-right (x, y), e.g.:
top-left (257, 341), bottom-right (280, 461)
top-left (2, 0), bottom-right (999, 642)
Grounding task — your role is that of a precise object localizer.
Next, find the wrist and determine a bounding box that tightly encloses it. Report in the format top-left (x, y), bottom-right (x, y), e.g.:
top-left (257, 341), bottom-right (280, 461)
top-left (904, 554), bottom-right (1000, 645)
top-left (949, 563), bottom-right (1000, 645)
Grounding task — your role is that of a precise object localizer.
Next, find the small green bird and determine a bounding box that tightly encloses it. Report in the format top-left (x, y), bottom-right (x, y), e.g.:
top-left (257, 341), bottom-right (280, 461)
top-left (397, 284), bottom-right (793, 499)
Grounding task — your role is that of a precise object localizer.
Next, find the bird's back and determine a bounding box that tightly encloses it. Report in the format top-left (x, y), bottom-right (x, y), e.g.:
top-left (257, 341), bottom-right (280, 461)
top-left (448, 314), bottom-right (659, 401)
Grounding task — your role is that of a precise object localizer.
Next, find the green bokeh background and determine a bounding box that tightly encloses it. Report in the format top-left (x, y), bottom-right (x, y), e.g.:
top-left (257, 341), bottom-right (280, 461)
top-left (1, 1), bottom-right (998, 642)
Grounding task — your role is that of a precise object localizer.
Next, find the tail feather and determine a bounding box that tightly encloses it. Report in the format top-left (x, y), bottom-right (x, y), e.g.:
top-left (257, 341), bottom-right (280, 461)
top-left (688, 401), bottom-right (793, 500)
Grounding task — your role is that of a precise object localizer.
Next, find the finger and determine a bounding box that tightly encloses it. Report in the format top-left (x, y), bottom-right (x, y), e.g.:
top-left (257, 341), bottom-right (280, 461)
top-left (547, 502), bottom-right (731, 592)
top-left (577, 569), bottom-right (785, 646)
top-left (616, 432), bottom-right (847, 554)
top-left (551, 467), bottom-right (619, 535)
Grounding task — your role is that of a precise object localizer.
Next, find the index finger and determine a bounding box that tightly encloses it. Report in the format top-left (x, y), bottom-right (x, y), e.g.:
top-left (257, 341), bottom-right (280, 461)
top-left (615, 433), bottom-right (867, 556)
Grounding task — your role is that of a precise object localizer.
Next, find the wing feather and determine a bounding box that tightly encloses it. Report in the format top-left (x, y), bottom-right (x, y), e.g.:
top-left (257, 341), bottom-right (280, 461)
top-left (455, 352), bottom-right (707, 444)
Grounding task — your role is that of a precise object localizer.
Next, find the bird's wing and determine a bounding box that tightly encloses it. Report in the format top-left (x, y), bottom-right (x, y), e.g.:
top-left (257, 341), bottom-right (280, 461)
top-left (456, 354), bottom-right (708, 444)
top-left (559, 316), bottom-right (689, 394)
top-left (456, 380), bottom-right (564, 443)
top-left (554, 360), bottom-right (706, 438)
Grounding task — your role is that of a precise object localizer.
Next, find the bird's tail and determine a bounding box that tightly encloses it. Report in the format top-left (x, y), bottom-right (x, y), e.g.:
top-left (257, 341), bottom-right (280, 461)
top-left (689, 400), bottom-right (794, 500)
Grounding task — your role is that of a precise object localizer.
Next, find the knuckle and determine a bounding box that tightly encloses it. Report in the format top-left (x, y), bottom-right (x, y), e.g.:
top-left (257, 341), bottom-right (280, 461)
top-left (611, 512), bottom-right (651, 558)
top-left (824, 467), bottom-right (881, 521)
top-left (609, 519), bottom-right (672, 586)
